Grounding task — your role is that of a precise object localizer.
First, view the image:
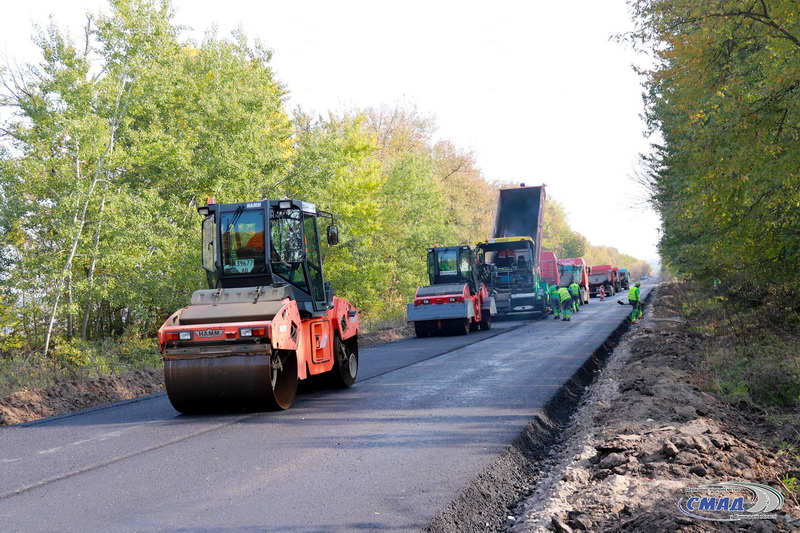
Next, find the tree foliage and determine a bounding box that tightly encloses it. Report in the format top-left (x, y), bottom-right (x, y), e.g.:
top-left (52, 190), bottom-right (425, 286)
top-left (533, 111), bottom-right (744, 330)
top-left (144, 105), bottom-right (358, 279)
top-left (541, 200), bottom-right (589, 259)
top-left (627, 0), bottom-right (800, 301)
top-left (0, 0), bottom-right (653, 381)
top-left (0, 0), bottom-right (500, 364)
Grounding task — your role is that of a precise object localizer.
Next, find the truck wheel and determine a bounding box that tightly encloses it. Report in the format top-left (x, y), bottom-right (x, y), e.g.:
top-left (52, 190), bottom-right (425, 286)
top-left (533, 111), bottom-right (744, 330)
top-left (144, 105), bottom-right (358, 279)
top-left (480, 311), bottom-right (492, 330)
top-left (414, 321), bottom-right (430, 338)
top-left (469, 319), bottom-right (479, 332)
top-left (329, 335), bottom-right (358, 388)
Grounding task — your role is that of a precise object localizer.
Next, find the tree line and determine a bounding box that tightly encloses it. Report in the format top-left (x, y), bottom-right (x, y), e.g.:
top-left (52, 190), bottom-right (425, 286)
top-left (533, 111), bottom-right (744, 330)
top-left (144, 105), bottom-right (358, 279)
top-left (0, 0), bottom-right (650, 384)
top-left (627, 0), bottom-right (800, 307)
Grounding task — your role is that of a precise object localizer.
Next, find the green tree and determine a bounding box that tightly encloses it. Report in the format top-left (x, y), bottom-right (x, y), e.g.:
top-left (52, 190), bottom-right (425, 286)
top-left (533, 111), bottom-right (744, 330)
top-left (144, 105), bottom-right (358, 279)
top-left (627, 0), bottom-right (800, 299)
top-left (541, 199), bottom-right (589, 259)
top-left (0, 0), bottom-right (292, 363)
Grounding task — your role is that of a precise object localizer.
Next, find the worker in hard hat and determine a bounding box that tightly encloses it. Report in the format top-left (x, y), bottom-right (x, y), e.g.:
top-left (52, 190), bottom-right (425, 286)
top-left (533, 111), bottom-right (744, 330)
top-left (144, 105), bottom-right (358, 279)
top-left (549, 283), bottom-right (561, 319)
top-left (568, 280), bottom-right (581, 313)
top-left (557, 286), bottom-right (573, 322)
top-left (629, 281), bottom-right (642, 323)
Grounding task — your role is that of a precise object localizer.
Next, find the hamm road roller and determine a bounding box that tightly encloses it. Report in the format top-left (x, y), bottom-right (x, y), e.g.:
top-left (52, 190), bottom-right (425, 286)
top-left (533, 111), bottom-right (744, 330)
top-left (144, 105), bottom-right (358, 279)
top-left (158, 198), bottom-right (359, 413)
top-left (407, 245), bottom-right (495, 337)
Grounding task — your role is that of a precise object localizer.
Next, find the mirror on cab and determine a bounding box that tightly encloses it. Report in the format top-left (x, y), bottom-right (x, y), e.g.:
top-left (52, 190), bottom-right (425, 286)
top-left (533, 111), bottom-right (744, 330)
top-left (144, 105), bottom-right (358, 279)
top-left (327, 225), bottom-right (339, 246)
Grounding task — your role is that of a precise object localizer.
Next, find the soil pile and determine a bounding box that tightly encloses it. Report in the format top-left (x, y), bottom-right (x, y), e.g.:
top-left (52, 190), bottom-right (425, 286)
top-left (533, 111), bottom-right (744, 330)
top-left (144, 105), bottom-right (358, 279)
top-left (504, 283), bottom-right (800, 532)
top-left (0, 369), bottom-right (164, 426)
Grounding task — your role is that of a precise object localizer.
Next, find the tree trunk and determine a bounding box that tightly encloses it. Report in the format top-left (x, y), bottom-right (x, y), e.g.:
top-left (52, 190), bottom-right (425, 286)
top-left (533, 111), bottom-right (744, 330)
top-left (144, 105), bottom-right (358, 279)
top-left (81, 186), bottom-right (107, 340)
top-left (42, 74), bottom-right (134, 358)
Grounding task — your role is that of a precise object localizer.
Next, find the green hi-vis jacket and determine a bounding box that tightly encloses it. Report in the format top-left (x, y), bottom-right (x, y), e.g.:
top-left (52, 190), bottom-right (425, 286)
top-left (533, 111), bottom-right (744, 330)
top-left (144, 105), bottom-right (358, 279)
top-left (558, 287), bottom-right (572, 303)
top-left (628, 286), bottom-right (640, 302)
top-left (569, 282), bottom-right (580, 297)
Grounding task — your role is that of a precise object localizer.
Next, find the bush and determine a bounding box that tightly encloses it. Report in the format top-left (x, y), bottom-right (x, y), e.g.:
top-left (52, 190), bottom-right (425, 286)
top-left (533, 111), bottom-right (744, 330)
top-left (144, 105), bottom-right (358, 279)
top-left (685, 282), bottom-right (800, 408)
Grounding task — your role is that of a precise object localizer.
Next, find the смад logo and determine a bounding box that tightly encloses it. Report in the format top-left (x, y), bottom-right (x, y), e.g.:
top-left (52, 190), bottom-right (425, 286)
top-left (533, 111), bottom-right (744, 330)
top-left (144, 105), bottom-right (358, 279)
top-left (678, 482), bottom-right (784, 521)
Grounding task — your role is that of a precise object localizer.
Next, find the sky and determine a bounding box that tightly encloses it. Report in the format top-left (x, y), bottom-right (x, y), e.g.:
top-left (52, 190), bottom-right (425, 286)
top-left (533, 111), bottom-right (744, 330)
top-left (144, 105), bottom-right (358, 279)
top-left (0, 0), bottom-right (661, 266)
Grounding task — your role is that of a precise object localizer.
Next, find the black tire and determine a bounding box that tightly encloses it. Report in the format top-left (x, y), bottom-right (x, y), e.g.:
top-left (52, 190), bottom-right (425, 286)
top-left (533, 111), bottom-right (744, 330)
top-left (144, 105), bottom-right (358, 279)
top-left (414, 321), bottom-right (429, 338)
top-left (448, 318), bottom-right (470, 335)
top-left (480, 310), bottom-right (492, 330)
top-left (329, 335), bottom-right (358, 388)
top-left (469, 319), bottom-right (479, 332)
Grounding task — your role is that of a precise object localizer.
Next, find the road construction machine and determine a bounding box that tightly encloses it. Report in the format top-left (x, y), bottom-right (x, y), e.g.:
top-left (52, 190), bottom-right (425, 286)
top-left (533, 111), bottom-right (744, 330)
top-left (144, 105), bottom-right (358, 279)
top-left (558, 257), bottom-right (591, 305)
top-left (407, 245), bottom-right (495, 337)
top-left (618, 268), bottom-right (631, 290)
top-left (539, 251), bottom-right (561, 287)
top-left (157, 198), bottom-right (359, 413)
top-left (476, 184), bottom-right (549, 315)
top-left (589, 264), bottom-right (616, 297)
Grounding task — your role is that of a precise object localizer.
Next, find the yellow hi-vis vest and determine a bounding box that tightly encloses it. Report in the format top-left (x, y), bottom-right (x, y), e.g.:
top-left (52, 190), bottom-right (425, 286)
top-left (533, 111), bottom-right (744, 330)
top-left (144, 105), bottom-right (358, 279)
top-left (628, 286), bottom-right (640, 302)
top-left (558, 287), bottom-right (572, 303)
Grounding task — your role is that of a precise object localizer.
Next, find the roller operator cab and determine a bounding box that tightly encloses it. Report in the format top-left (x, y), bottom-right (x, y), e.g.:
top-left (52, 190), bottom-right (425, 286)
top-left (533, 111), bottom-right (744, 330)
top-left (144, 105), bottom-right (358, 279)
top-left (407, 245), bottom-right (495, 337)
top-left (158, 198), bottom-right (360, 413)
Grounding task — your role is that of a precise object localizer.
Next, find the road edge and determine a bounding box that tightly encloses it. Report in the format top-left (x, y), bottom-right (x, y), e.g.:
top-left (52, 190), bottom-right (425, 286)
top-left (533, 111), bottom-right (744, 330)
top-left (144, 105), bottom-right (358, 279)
top-left (426, 288), bottom-right (655, 532)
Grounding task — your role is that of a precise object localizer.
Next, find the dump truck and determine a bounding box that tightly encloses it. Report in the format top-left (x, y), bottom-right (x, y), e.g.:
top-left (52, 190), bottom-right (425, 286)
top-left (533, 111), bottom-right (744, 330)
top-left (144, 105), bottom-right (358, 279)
top-left (612, 267), bottom-right (623, 293)
top-left (618, 268), bottom-right (631, 290)
top-left (589, 264), bottom-right (616, 297)
top-left (476, 184), bottom-right (549, 315)
top-left (407, 245), bottom-right (495, 337)
top-left (157, 198), bottom-right (359, 413)
top-left (558, 257), bottom-right (591, 305)
top-left (539, 251), bottom-right (561, 287)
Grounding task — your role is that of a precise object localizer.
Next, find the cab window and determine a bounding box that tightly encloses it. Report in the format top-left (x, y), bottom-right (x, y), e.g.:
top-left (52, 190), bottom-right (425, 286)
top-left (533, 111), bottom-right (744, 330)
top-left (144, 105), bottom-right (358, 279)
top-left (220, 209), bottom-right (266, 274)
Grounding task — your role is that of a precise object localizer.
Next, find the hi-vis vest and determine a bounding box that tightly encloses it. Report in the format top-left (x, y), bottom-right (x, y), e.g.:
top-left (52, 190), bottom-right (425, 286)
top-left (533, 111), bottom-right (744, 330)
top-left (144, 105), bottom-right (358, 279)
top-left (628, 286), bottom-right (640, 302)
top-left (558, 287), bottom-right (572, 303)
top-left (569, 282), bottom-right (580, 296)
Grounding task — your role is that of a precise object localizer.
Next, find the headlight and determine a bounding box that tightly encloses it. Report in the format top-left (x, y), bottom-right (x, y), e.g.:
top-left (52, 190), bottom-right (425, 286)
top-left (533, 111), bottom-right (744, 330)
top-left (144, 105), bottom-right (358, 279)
top-left (240, 328), bottom-right (253, 337)
top-left (179, 331), bottom-right (192, 340)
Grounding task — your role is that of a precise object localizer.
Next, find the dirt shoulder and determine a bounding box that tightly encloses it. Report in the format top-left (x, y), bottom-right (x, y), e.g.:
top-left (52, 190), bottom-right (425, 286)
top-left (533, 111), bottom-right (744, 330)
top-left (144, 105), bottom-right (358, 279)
top-left (504, 283), bottom-right (800, 532)
top-left (0, 325), bottom-right (413, 427)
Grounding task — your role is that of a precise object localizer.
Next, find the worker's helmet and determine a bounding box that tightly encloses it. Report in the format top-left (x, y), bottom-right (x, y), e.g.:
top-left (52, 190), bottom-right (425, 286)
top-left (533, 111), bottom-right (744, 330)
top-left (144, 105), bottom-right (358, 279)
top-left (635, 281), bottom-right (641, 286)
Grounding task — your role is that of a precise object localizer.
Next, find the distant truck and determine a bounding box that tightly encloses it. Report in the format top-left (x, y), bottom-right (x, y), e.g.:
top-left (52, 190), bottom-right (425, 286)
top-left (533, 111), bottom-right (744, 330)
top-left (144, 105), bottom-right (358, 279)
top-left (589, 264), bottom-right (616, 297)
top-left (612, 267), bottom-right (622, 293)
top-left (477, 184), bottom-right (549, 315)
top-left (539, 251), bottom-right (561, 287)
top-left (407, 245), bottom-right (495, 337)
top-left (558, 257), bottom-right (590, 304)
top-left (618, 268), bottom-right (631, 290)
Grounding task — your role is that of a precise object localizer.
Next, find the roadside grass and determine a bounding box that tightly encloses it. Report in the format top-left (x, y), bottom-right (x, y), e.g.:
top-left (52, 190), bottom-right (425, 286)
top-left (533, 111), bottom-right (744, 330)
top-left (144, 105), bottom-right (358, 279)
top-left (0, 334), bottom-right (161, 397)
top-left (360, 308), bottom-right (408, 334)
top-left (0, 307), bottom-right (406, 397)
top-left (675, 282), bottom-right (800, 447)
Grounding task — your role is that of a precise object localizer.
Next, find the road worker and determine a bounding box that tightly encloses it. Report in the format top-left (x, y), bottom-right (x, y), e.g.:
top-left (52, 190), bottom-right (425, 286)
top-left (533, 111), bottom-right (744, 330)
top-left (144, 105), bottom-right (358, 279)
top-left (496, 249), bottom-right (515, 269)
top-left (629, 281), bottom-right (642, 323)
top-left (568, 280), bottom-right (581, 313)
top-left (549, 284), bottom-right (561, 319)
top-left (557, 286), bottom-right (573, 322)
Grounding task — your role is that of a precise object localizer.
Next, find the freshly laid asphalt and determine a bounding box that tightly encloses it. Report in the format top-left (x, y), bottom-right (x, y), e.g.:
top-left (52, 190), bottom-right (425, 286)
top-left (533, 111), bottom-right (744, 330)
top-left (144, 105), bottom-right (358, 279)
top-left (0, 283), bottom-right (653, 532)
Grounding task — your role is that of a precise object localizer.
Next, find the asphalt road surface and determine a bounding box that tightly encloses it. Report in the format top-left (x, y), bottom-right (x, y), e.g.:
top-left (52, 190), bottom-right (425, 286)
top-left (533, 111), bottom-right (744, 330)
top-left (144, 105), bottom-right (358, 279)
top-left (0, 283), bottom-right (654, 532)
